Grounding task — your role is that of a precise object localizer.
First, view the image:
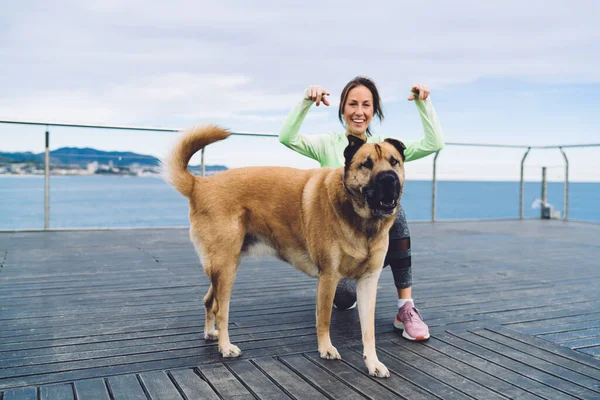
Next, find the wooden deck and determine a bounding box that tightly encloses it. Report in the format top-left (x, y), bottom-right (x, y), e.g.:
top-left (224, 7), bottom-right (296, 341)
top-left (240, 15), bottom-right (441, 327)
top-left (1, 220), bottom-right (600, 399)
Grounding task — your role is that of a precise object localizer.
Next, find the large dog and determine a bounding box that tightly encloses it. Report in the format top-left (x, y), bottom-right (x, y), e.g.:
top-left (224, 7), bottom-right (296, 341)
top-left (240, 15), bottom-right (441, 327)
top-left (165, 125), bottom-right (405, 378)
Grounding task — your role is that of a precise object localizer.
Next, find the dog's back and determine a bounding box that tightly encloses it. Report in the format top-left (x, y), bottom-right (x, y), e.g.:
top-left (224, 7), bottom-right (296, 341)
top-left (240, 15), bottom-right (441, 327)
top-left (164, 125), bottom-right (330, 273)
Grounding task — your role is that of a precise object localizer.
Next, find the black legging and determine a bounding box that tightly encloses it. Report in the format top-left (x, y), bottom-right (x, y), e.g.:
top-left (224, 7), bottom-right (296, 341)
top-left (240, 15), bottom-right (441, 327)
top-left (384, 205), bottom-right (412, 289)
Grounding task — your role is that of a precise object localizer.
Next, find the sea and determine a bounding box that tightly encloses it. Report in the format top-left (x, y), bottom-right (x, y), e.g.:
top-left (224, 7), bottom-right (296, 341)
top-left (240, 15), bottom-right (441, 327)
top-left (1, 176), bottom-right (599, 230)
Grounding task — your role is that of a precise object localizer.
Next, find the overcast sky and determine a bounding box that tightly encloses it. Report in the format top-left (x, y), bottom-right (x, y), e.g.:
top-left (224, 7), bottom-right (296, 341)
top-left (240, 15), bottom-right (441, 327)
top-left (1, 0), bottom-right (599, 181)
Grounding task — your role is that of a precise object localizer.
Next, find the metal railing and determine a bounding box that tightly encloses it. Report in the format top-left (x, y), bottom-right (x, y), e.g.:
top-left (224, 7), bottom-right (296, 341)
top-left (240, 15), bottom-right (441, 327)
top-left (1, 119), bottom-right (599, 229)
top-left (431, 142), bottom-right (600, 222)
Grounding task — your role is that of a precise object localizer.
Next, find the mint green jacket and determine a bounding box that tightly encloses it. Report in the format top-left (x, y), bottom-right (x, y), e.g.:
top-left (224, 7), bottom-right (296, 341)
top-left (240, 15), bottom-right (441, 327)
top-left (279, 94), bottom-right (444, 167)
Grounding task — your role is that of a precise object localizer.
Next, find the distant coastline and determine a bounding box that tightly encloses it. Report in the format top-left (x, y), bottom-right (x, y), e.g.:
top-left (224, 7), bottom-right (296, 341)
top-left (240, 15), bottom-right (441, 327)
top-left (0, 147), bottom-right (227, 177)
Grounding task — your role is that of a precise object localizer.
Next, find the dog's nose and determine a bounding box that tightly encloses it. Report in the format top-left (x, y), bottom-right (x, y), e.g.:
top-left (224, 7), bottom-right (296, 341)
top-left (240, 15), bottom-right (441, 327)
top-left (378, 171), bottom-right (398, 188)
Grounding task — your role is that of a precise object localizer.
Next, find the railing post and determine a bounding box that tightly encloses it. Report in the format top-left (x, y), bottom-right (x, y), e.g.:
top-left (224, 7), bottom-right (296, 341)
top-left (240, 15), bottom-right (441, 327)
top-left (201, 148), bottom-right (205, 177)
top-left (44, 127), bottom-right (50, 230)
top-left (519, 147), bottom-right (531, 220)
top-left (431, 151), bottom-right (440, 222)
top-left (559, 147), bottom-right (569, 220)
top-left (541, 166), bottom-right (547, 219)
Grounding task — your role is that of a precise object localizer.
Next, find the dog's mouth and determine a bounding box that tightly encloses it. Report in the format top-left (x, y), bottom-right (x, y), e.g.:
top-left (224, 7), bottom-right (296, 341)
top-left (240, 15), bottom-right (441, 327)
top-left (378, 199), bottom-right (398, 211)
top-left (372, 198), bottom-right (398, 216)
top-left (363, 171), bottom-right (401, 217)
top-left (364, 190), bottom-right (400, 216)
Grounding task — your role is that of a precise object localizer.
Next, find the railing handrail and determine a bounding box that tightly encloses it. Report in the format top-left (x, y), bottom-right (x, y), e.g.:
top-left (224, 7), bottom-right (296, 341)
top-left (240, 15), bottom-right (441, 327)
top-left (2, 119), bottom-right (599, 149)
top-left (1, 119), bottom-right (599, 229)
top-left (0, 120), bottom-right (277, 138)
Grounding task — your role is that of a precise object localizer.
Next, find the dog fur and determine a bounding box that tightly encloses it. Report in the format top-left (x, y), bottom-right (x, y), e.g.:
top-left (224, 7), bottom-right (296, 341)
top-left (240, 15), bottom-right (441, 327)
top-left (164, 125), bottom-right (406, 377)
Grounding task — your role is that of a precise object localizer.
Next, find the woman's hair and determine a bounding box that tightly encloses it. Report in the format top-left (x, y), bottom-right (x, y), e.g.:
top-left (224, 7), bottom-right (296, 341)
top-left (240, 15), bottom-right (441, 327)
top-left (338, 76), bottom-right (384, 136)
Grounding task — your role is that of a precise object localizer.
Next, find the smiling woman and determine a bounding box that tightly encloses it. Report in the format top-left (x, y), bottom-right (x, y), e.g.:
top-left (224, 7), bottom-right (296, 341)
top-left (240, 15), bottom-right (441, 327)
top-left (279, 76), bottom-right (444, 344)
top-left (337, 77), bottom-right (384, 137)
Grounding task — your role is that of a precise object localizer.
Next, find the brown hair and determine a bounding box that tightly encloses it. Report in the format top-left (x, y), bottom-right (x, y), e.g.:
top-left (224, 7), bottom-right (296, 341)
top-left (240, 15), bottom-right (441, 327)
top-left (338, 76), bottom-right (384, 136)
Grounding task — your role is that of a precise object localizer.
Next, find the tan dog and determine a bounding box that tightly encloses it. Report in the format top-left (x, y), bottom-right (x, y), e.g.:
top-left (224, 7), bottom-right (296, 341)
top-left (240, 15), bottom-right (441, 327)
top-left (165, 125), bottom-right (406, 378)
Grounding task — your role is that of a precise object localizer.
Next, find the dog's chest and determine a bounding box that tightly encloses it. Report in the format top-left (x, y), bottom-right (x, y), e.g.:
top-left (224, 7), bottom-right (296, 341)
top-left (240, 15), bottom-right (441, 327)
top-left (338, 244), bottom-right (383, 279)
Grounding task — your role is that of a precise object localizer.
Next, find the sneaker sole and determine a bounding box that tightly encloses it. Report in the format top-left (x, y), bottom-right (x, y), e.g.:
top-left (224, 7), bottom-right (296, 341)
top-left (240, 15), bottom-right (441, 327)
top-left (394, 319), bottom-right (430, 341)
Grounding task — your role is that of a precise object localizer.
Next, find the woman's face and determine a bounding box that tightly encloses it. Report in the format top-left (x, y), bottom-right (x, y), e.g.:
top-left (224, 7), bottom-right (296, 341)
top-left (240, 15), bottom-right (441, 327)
top-left (343, 85), bottom-right (374, 137)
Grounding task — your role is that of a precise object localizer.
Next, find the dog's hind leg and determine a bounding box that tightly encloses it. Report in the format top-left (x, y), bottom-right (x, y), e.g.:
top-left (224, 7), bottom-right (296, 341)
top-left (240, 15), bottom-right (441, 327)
top-left (202, 249), bottom-right (242, 358)
top-left (203, 283), bottom-right (218, 341)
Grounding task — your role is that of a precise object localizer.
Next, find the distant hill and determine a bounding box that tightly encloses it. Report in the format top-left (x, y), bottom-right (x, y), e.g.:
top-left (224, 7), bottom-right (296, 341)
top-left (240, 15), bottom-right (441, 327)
top-left (0, 147), bottom-right (228, 172)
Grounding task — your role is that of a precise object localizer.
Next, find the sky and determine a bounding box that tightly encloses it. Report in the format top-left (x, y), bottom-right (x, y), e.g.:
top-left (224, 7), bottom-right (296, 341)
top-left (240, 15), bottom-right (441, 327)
top-left (1, 0), bottom-right (599, 181)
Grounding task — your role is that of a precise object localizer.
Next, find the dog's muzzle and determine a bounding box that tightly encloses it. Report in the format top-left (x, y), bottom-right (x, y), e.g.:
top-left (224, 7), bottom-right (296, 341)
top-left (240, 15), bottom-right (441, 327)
top-left (364, 171), bottom-right (401, 216)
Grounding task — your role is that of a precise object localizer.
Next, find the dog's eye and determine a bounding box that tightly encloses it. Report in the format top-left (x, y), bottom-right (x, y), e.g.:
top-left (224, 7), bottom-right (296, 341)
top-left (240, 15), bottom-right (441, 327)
top-left (360, 159), bottom-right (373, 169)
top-left (390, 157), bottom-right (399, 166)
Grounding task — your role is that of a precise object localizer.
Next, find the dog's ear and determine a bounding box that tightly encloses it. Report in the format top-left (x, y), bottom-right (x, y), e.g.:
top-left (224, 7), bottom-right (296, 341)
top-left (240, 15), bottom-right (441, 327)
top-left (384, 138), bottom-right (406, 161)
top-left (344, 135), bottom-right (366, 167)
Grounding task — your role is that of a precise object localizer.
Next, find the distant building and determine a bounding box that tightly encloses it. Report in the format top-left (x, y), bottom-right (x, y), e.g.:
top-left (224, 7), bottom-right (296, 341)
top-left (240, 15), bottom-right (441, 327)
top-left (87, 162), bottom-right (99, 174)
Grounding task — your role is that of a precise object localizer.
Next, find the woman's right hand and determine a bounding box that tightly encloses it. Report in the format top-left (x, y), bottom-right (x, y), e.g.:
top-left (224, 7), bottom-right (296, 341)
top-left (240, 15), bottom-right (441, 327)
top-left (305, 85), bottom-right (331, 107)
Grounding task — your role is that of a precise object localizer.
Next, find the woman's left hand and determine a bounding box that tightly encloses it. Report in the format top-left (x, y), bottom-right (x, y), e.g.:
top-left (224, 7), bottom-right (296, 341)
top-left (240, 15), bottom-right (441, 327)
top-left (408, 84), bottom-right (430, 101)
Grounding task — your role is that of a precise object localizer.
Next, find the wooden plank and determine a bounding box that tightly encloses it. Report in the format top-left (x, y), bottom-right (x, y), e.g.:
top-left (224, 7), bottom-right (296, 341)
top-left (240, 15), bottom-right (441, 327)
top-left (451, 331), bottom-right (600, 399)
top-left (578, 346), bottom-right (600, 357)
top-left (539, 327), bottom-right (600, 343)
top-left (0, 355), bottom-right (209, 391)
top-left (106, 374), bottom-right (147, 400)
top-left (430, 333), bottom-right (580, 400)
top-left (250, 356), bottom-right (326, 399)
top-left (509, 315), bottom-right (600, 335)
top-left (39, 384), bottom-right (74, 400)
top-left (489, 325), bottom-right (600, 369)
top-left (0, 337), bottom-right (229, 370)
top-left (226, 359), bottom-right (292, 399)
top-left (169, 369), bottom-right (220, 400)
top-left (378, 340), bottom-right (506, 399)
top-left (348, 346), bottom-right (465, 399)
top-left (304, 352), bottom-right (414, 400)
top-left (467, 329), bottom-right (600, 390)
top-left (474, 328), bottom-right (600, 379)
top-left (561, 336), bottom-right (600, 350)
top-left (387, 339), bottom-right (541, 400)
top-left (72, 379), bottom-right (110, 400)
top-left (279, 354), bottom-right (365, 399)
top-left (337, 348), bottom-right (438, 400)
top-left (138, 371), bottom-right (182, 400)
top-left (2, 387), bottom-right (37, 400)
top-left (199, 364), bottom-right (254, 399)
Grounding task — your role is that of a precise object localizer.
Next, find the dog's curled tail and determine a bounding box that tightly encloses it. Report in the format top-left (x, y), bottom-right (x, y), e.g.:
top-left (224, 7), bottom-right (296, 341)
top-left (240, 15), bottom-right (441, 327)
top-left (164, 124), bottom-right (230, 198)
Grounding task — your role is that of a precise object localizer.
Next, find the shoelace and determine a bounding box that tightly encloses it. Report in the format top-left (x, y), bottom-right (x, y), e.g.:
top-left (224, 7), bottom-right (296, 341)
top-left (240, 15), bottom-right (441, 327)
top-left (400, 307), bottom-right (424, 323)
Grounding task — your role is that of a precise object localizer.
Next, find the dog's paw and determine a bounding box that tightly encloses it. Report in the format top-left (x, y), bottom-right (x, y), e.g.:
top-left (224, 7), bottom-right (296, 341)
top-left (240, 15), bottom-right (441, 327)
top-left (219, 343), bottom-right (242, 358)
top-left (204, 329), bottom-right (219, 341)
top-left (365, 358), bottom-right (390, 378)
top-left (319, 345), bottom-right (341, 360)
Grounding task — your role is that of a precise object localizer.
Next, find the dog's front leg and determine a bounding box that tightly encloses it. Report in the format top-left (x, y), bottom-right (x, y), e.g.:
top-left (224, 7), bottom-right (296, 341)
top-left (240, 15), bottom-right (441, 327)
top-left (357, 267), bottom-right (390, 378)
top-left (316, 272), bottom-right (341, 360)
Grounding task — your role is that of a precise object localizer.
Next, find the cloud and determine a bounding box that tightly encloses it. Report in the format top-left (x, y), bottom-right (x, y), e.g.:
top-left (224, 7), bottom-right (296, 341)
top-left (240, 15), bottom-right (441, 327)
top-left (0, 72), bottom-right (305, 125)
top-left (1, 0), bottom-right (599, 181)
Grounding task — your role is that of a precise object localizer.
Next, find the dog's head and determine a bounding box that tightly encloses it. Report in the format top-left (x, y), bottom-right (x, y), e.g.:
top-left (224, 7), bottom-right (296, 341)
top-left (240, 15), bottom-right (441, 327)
top-left (343, 135), bottom-right (406, 218)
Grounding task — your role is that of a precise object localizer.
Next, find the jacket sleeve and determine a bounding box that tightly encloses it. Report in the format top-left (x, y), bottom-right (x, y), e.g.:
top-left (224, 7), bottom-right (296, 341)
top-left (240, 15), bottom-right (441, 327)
top-left (403, 96), bottom-right (445, 162)
top-left (278, 92), bottom-right (324, 162)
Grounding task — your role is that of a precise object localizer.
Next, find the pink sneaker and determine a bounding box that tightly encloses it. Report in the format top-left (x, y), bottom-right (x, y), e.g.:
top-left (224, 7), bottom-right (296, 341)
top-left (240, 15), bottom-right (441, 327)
top-left (394, 302), bottom-right (430, 341)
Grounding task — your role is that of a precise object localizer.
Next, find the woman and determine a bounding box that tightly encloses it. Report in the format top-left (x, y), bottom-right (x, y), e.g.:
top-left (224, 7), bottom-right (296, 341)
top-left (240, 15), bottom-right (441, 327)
top-left (279, 76), bottom-right (444, 341)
